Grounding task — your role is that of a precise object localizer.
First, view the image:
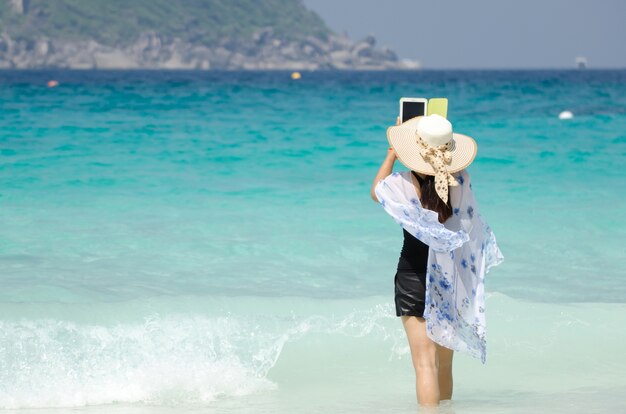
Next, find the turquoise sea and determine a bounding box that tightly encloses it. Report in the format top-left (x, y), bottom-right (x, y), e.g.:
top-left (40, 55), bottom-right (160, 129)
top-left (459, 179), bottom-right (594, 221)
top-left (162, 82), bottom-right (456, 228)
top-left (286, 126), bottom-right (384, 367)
top-left (1, 69), bottom-right (625, 413)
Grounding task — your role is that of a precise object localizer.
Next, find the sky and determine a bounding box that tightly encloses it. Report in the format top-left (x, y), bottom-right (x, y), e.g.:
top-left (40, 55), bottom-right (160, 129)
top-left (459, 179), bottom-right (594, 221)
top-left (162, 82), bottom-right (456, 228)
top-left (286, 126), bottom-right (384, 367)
top-left (302, 0), bottom-right (626, 69)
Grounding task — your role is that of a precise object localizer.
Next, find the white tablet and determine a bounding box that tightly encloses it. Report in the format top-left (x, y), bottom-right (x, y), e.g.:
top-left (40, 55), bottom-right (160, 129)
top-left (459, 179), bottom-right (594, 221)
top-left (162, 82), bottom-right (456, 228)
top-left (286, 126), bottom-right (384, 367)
top-left (399, 97), bottom-right (428, 123)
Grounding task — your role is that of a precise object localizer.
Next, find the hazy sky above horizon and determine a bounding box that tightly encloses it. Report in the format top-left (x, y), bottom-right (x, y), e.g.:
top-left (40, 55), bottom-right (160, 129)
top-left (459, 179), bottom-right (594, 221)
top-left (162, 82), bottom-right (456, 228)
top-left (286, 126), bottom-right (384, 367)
top-left (302, 0), bottom-right (626, 69)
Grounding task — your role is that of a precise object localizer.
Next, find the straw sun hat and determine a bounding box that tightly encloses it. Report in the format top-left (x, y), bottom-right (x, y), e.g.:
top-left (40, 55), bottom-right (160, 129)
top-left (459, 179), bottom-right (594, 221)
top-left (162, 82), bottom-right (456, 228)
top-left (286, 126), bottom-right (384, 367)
top-left (387, 114), bottom-right (477, 203)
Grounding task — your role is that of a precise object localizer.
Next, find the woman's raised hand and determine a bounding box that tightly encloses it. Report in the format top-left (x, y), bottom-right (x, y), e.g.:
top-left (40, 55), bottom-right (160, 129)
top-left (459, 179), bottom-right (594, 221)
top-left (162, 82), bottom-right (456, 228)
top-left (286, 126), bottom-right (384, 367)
top-left (386, 117), bottom-right (401, 160)
top-left (371, 117), bottom-right (400, 200)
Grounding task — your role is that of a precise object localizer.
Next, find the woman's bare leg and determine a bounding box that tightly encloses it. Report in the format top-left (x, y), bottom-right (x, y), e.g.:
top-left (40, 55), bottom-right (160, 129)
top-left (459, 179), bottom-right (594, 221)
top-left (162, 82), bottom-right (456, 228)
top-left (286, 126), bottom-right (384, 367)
top-left (436, 343), bottom-right (454, 400)
top-left (400, 315), bottom-right (439, 407)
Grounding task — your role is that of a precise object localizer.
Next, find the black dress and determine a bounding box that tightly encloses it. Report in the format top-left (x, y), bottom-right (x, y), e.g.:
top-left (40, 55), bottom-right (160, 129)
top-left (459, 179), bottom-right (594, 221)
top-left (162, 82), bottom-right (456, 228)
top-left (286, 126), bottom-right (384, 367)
top-left (394, 171), bottom-right (430, 317)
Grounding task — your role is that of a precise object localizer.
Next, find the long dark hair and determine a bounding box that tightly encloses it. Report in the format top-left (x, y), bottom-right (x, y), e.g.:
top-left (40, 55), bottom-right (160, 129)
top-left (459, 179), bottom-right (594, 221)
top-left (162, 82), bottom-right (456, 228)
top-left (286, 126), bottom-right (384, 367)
top-left (412, 171), bottom-right (452, 224)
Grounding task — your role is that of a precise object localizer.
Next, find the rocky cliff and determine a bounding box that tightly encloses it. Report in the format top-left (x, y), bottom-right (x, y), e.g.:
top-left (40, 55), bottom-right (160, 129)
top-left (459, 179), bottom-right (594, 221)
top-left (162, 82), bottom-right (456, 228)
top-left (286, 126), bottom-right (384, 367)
top-left (0, 0), bottom-right (420, 70)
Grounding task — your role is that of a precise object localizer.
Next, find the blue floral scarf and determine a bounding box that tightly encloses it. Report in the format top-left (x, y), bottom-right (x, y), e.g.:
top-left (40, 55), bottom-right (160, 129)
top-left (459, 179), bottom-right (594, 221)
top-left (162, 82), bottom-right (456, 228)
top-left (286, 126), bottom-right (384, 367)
top-left (374, 169), bottom-right (504, 363)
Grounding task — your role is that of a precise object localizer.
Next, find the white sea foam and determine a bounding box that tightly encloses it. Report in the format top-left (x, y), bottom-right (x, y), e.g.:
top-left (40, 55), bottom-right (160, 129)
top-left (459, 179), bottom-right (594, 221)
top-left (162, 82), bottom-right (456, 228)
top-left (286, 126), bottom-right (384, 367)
top-left (0, 298), bottom-right (399, 409)
top-left (0, 315), bottom-right (273, 408)
top-left (1, 293), bottom-right (625, 411)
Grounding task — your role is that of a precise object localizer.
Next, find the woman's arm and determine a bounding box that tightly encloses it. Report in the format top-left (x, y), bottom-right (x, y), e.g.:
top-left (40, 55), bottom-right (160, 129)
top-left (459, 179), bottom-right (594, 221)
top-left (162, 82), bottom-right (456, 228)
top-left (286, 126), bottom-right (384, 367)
top-left (371, 117), bottom-right (400, 202)
top-left (371, 148), bottom-right (397, 202)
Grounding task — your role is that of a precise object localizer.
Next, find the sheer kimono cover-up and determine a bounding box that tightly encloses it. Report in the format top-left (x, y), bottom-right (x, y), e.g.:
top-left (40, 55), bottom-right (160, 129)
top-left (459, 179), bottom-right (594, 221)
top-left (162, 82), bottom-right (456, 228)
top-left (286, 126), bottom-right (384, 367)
top-left (375, 169), bottom-right (504, 363)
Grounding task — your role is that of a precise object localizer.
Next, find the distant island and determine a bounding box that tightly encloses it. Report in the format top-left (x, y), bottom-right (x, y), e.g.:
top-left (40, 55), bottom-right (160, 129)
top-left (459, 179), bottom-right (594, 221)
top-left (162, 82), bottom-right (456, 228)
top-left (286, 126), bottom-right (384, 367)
top-left (0, 0), bottom-right (420, 70)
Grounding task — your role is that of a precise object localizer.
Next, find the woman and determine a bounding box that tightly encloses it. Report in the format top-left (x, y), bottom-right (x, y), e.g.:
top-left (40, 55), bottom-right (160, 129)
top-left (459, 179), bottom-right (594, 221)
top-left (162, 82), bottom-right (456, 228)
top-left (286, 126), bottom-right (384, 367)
top-left (370, 114), bottom-right (503, 407)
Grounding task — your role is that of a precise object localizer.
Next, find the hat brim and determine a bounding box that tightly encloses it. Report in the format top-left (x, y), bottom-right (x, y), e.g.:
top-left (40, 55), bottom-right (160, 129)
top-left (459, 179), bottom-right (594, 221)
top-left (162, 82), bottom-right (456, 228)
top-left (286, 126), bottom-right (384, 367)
top-left (387, 116), bottom-right (477, 175)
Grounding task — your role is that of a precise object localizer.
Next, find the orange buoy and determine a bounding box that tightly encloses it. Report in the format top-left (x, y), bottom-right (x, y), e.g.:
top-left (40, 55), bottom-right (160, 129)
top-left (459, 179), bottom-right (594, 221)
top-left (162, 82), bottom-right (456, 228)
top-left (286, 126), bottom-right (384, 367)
top-left (290, 71), bottom-right (301, 80)
top-left (47, 80), bottom-right (59, 88)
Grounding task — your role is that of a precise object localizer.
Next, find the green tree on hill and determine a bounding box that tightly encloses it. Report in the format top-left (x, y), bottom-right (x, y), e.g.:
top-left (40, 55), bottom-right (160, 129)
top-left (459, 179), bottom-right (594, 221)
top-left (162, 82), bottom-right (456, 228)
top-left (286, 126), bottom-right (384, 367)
top-left (0, 0), bottom-right (331, 45)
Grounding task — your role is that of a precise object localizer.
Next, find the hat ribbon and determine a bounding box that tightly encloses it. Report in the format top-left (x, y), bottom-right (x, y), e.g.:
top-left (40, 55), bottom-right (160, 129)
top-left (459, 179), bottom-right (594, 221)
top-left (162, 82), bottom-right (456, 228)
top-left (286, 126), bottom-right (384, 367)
top-left (415, 132), bottom-right (459, 204)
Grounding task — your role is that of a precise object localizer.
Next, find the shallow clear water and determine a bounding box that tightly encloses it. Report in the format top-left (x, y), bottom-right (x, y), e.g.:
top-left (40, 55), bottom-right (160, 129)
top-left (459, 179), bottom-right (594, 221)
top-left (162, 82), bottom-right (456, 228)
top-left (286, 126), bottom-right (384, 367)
top-left (1, 69), bottom-right (625, 412)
